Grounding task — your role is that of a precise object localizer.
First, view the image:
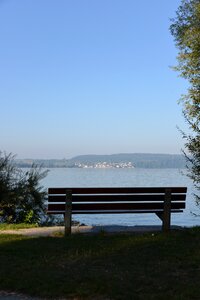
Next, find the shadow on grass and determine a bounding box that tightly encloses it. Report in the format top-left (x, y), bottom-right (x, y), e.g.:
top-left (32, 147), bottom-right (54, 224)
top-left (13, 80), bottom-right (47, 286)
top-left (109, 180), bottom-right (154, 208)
top-left (1, 228), bottom-right (200, 300)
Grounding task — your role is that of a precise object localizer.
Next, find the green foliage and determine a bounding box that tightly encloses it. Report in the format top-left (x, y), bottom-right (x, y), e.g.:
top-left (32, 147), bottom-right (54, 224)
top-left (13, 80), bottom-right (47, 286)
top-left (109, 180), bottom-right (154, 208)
top-left (170, 0), bottom-right (200, 201)
top-left (0, 151), bottom-right (48, 224)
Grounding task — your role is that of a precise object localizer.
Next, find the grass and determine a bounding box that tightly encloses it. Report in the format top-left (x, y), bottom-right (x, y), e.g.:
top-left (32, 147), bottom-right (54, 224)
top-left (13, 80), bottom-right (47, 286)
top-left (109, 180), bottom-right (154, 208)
top-left (1, 228), bottom-right (200, 299)
top-left (0, 223), bottom-right (38, 230)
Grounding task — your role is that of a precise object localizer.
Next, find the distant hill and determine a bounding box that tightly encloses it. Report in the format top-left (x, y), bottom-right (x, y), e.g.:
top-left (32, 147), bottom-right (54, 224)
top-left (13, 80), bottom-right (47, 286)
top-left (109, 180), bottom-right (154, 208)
top-left (69, 153), bottom-right (186, 168)
top-left (15, 153), bottom-right (187, 168)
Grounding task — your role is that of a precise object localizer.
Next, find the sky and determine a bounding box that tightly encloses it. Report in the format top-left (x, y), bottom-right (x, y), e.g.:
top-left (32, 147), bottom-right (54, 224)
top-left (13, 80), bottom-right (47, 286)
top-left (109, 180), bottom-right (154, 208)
top-left (0, 0), bottom-right (188, 159)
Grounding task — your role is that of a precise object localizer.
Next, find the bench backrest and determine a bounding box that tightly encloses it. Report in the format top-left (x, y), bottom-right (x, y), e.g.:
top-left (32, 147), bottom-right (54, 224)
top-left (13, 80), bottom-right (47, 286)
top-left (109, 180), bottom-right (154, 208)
top-left (47, 187), bottom-right (187, 214)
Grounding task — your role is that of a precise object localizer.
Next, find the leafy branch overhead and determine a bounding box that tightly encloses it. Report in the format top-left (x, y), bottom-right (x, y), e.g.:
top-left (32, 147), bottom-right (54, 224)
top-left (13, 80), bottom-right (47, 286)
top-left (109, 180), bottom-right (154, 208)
top-left (170, 0), bottom-right (200, 201)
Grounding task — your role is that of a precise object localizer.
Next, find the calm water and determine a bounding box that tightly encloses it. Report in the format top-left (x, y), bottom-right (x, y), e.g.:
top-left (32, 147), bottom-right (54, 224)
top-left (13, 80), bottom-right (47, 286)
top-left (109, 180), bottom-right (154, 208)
top-left (41, 168), bottom-right (200, 227)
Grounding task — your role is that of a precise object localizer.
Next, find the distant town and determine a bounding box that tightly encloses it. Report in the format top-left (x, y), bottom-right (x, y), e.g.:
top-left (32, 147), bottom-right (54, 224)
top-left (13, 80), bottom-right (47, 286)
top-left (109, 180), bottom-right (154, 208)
top-left (74, 162), bottom-right (134, 169)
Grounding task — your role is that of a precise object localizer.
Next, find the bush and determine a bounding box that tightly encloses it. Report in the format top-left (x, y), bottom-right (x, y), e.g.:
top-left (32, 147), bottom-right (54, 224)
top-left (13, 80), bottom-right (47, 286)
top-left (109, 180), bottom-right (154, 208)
top-left (0, 151), bottom-right (48, 224)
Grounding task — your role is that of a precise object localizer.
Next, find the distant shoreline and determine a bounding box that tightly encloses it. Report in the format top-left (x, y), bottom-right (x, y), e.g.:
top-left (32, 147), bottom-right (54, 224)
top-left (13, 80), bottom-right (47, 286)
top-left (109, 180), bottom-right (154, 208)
top-left (15, 153), bottom-right (187, 169)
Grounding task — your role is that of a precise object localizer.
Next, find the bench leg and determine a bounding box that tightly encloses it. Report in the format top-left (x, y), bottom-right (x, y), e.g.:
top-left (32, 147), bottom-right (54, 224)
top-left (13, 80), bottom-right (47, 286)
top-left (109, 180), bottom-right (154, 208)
top-left (64, 190), bottom-right (72, 236)
top-left (155, 189), bottom-right (171, 232)
top-left (162, 188), bottom-right (171, 232)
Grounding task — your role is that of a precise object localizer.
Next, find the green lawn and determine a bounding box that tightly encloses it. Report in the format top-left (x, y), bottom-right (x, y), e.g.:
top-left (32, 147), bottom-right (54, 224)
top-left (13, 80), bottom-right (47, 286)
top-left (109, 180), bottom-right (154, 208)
top-left (1, 228), bottom-right (200, 299)
top-left (0, 223), bottom-right (38, 230)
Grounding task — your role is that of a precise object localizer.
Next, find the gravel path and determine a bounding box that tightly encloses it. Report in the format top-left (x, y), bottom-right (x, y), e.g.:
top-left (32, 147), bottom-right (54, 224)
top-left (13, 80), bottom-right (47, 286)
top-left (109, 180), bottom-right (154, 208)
top-left (0, 225), bottom-right (184, 237)
top-left (0, 226), bottom-right (93, 236)
top-left (0, 292), bottom-right (110, 300)
top-left (0, 291), bottom-right (42, 300)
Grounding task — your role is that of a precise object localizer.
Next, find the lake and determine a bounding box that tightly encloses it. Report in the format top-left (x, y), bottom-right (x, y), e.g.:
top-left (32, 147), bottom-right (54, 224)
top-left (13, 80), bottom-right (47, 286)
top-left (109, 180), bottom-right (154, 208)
top-left (41, 168), bottom-right (200, 227)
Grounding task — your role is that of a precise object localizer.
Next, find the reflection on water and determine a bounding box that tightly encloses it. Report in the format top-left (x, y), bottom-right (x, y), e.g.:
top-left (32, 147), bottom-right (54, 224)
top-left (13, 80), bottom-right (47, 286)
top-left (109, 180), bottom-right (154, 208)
top-left (41, 168), bottom-right (200, 227)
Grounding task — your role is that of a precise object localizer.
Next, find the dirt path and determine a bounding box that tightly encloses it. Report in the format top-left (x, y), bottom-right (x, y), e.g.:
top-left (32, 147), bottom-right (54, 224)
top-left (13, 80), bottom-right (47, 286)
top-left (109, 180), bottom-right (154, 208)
top-left (0, 226), bottom-right (93, 236)
top-left (0, 225), bottom-right (184, 237)
top-left (0, 291), bottom-right (42, 299)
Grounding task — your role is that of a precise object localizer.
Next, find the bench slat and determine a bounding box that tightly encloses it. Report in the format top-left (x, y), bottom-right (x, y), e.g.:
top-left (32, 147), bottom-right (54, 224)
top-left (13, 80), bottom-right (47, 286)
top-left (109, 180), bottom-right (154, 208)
top-left (48, 194), bottom-right (186, 202)
top-left (47, 209), bottom-right (183, 214)
top-left (48, 202), bottom-right (185, 212)
top-left (48, 187), bottom-right (187, 194)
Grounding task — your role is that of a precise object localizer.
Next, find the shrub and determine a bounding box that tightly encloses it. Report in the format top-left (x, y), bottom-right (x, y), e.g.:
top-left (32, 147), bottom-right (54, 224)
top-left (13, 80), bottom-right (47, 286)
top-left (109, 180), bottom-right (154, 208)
top-left (0, 151), bottom-right (48, 224)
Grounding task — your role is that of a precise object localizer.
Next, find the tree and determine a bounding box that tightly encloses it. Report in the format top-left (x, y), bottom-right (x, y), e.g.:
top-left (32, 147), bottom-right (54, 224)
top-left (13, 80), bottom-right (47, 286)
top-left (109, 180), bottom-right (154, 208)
top-left (170, 0), bottom-right (200, 202)
top-left (0, 151), bottom-right (48, 224)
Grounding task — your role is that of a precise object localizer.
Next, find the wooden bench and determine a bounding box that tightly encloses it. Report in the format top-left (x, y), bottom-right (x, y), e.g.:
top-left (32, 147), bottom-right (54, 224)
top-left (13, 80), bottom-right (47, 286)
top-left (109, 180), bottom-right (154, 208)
top-left (47, 187), bottom-right (187, 235)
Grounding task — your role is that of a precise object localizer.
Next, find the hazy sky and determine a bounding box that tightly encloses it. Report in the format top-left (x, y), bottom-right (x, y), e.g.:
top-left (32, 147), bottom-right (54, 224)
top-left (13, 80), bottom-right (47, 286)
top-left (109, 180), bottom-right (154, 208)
top-left (0, 0), bottom-right (188, 159)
